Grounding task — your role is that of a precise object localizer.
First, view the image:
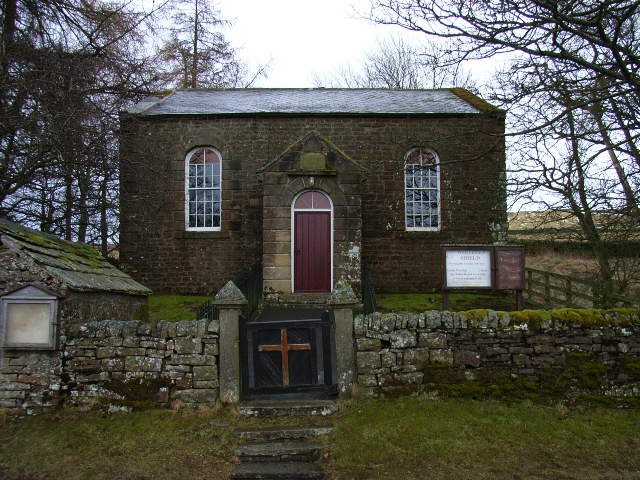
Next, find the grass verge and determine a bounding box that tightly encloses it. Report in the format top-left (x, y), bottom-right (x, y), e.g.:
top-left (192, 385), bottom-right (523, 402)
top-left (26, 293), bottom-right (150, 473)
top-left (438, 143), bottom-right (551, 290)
top-left (326, 397), bottom-right (640, 480)
top-left (0, 406), bottom-right (330, 480)
top-left (377, 291), bottom-right (518, 312)
top-left (1, 399), bottom-right (638, 480)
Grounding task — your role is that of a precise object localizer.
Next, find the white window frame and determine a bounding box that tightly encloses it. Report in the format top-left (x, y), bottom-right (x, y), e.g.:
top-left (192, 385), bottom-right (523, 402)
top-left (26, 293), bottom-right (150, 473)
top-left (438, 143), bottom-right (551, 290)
top-left (185, 147), bottom-right (222, 232)
top-left (290, 190), bottom-right (334, 293)
top-left (404, 148), bottom-right (441, 232)
top-left (0, 286), bottom-right (58, 350)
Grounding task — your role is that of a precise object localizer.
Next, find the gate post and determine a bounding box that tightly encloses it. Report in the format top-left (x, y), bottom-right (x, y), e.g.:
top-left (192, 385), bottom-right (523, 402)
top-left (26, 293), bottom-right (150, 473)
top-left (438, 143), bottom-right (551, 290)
top-left (328, 280), bottom-right (359, 398)
top-left (213, 281), bottom-right (247, 404)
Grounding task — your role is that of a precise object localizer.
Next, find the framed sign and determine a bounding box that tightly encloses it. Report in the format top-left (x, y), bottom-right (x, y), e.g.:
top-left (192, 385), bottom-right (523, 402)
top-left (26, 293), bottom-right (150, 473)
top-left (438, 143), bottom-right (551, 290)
top-left (444, 249), bottom-right (493, 288)
top-left (441, 245), bottom-right (525, 310)
top-left (495, 247), bottom-right (525, 290)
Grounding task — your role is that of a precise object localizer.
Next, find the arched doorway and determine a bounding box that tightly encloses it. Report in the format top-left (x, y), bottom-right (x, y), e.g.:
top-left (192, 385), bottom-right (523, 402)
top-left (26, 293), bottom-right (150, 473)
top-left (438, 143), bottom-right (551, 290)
top-left (291, 190), bottom-right (333, 292)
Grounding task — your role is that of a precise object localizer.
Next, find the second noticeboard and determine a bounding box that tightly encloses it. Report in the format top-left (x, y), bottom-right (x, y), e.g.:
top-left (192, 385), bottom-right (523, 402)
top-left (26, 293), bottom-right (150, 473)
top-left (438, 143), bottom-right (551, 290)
top-left (442, 245), bottom-right (525, 290)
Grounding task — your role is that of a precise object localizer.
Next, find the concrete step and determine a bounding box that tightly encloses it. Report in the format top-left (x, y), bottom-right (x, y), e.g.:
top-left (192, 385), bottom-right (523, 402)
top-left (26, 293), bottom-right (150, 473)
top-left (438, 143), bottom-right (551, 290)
top-left (234, 425), bottom-right (333, 442)
top-left (235, 440), bottom-right (323, 463)
top-left (231, 462), bottom-right (324, 479)
top-left (237, 400), bottom-right (338, 417)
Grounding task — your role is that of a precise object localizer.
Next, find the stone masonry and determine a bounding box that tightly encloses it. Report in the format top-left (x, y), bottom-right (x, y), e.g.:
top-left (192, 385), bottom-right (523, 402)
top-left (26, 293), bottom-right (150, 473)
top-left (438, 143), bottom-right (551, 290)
top-left (64, 319), bottom-right (219, 408)
top-left (354, 310), bottom-right (640, 399)
top-left (120, 112), bottom-right (506, 295)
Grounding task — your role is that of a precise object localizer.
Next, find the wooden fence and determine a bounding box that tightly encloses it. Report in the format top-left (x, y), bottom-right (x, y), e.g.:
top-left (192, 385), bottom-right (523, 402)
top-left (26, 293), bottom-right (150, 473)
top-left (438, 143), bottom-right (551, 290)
top-left (525, 267), bottom-right (639, 309)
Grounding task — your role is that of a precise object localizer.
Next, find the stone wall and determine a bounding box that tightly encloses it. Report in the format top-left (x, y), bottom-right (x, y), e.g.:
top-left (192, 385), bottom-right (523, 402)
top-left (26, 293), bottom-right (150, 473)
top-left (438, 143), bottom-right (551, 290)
top-left (0, 318), bottom-right (220, 412)
top-left (64, 319), bottom-right (219, 408)
top-left (120, 113), bottom-right (506, 294)
top-left (354, 310), bottom-right (640, 399)
top-left (0, 351), bottom-right (63, 413)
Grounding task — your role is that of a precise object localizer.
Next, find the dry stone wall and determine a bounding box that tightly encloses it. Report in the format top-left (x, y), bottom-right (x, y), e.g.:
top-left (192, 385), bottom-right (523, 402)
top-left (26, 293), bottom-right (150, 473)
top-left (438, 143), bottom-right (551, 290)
top-left (354, 310), bottom-right (640, 400)
top-left (0, 318), bottom-right (220, 412)
top-left (64, 319), bottom-right (220, 408)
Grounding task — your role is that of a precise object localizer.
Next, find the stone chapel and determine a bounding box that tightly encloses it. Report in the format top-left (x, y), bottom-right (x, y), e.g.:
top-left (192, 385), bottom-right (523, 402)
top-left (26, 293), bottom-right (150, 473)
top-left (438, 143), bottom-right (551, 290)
top-left (119, 88), bottom-right (507, 299)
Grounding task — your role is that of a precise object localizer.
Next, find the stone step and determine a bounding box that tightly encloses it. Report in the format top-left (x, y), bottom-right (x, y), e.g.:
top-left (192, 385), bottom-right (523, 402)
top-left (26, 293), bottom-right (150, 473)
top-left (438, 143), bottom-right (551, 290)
top-left (235, 425), bottom-right (333, 442)
top-left (235, 440), bottom-right (323, 463)
top-left (237, 400), bottom-right (338, 417)
top-left (231, 462), bottom-right (324, 479)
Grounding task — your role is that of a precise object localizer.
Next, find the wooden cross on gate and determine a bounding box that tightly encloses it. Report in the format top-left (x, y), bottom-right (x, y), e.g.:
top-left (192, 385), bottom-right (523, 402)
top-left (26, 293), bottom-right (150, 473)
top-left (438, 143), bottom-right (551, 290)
top-left (258, 328), bottom-right (311, 387)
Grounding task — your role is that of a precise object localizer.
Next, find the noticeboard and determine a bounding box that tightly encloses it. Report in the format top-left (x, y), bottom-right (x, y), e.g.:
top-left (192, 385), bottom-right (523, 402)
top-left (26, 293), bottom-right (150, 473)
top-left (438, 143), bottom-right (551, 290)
top-left (444, 249), bottom-right (492, 288)
top-left (442, 245), bottom-right (525, 290)
top-left (495, 247), bottom-right (525, 290)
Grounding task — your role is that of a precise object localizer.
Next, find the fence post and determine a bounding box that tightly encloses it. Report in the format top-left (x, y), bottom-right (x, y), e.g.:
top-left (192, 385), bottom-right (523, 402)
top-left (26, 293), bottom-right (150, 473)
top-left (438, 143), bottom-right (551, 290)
top-left (544, 271), bottom-right (551, 306)
top-left (213, 281), bottom-right (247, 404)
top-left (565, 277), bottom-right (573, 307)
top-left (592, 282), bottom-right (601, 308)
top-left (527, 269), bottom-right (533, 301)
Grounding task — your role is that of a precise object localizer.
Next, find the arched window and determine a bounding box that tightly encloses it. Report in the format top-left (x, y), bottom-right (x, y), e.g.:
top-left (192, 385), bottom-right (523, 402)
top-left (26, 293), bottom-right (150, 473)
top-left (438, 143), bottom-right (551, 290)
top-left (405, 148), bottom-right (440, 230)
top-left (185, 147), bottom-right (222, 231)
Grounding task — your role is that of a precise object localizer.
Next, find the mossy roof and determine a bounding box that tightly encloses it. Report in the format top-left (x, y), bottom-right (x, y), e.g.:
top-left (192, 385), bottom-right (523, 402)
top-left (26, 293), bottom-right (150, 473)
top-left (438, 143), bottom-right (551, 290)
top-left (0, 218), bottom-right (151, 296)
top-left (127, 88), bottom-right (502, 116)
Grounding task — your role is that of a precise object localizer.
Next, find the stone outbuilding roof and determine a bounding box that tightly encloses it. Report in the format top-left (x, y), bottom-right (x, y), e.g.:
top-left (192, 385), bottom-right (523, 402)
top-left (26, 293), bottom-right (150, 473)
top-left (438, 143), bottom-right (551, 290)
top-left (127, 88), bottom-right (499, 116)
top-left (0, 218), bottom-right (151, 296)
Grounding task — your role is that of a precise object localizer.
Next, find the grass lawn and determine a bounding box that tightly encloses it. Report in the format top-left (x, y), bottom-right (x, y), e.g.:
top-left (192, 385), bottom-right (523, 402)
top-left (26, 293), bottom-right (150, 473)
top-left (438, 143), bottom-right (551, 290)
top-left (146, 294), bottom-right (210, 322)
top-left (326, 398), bottom-right (640, 480)
top-left (376, 291), bottom-right (520, 312)
top-left (1, 399), bottom-right (638, 480)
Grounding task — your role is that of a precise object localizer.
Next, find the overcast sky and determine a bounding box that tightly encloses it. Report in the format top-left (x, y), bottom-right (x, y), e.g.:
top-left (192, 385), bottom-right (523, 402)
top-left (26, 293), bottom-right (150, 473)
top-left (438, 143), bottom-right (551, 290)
top-left (214, 0), bottom-right (412, 87)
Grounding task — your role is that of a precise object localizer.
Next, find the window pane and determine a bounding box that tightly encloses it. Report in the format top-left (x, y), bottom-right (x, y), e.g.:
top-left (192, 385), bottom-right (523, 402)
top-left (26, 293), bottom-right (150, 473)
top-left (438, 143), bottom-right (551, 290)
top-left (406, 216), bottom-right (414, 227)
top-left (414, 216), bottom-right (423, 227)
top-left (5, 303), bottom-right (50, 345)
top-left (295, 192), bottom-right (313, 209)
top-left (212, 190), bottom-right (221, 203)
top-left (213, 215), bottom-right (220, 226)
top-left (213, 202), bottom-right (221, 215)
top-left (190, 149), bottom-right (205, 164)
top-left (212, 163), bottom-right (221, 187)
top-left (432, 216), bottom-right (439, 227)
top-left (312, 191), bottom-right (331, 209)
top-left (203, 148), bottom-right (220, 164)
top-left (189, 214), bottom-right (197, 227)
top-left (429, 175), bottom-right (438, 189)
top-left (203, 164), bottom-right (213, 187)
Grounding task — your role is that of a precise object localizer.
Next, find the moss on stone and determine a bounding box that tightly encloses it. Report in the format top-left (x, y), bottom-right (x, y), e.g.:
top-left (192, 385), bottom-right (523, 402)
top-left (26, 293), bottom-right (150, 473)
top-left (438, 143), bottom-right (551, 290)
top-left (103, 377), bottom-right (172, 403)
top-left (463, 309), bottom-right (490, 322)
top-left (418, 354), bottom-right (625, 402)
top-left (488, 307), bottom-right (638, 330)
top-left (509, 309), bottom-right (552, 329)
top-left (622, 358), bottom-right (640, 381)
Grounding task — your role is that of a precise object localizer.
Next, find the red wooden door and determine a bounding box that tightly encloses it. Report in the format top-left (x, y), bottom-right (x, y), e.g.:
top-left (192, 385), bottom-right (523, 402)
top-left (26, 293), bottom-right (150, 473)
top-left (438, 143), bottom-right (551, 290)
top-left (294, 212), bottom-right (331, 292)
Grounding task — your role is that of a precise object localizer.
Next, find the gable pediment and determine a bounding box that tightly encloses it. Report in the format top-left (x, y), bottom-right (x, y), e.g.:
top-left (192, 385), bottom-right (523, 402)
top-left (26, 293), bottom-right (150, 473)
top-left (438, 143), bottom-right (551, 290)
top-left (258, 131), bottom-right (368, 175)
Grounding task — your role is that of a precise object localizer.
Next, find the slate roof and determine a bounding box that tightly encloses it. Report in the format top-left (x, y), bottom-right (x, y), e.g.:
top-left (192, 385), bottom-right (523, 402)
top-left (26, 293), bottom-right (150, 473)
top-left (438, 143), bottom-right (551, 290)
top-left (0, 218), bottom-right (151, 296)
top-left (127, 88), bottom-right (498, 116)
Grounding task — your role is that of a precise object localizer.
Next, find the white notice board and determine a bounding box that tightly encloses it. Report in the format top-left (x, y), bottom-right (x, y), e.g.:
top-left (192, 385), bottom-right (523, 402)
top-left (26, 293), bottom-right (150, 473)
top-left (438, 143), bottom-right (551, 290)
top-left (445, 249), bottom-right (492, 288)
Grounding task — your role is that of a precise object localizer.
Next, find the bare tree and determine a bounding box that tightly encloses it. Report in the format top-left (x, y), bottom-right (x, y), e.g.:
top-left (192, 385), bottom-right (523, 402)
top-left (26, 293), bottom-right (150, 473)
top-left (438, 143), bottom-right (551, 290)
top-left (159, 0), bottom-right (266, 88)
top-left (367, 0), bottom-right (640, 304)
top-left (0, 0), bottom-right (166, 252)
top-left (315, 36), bottom-right (477, 90)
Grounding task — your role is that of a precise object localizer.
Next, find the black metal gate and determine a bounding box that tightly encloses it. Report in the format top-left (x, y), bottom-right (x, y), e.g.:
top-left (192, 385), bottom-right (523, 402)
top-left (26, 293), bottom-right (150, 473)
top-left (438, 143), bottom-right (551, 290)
top-left (241, 309), bottom-right (335, 399)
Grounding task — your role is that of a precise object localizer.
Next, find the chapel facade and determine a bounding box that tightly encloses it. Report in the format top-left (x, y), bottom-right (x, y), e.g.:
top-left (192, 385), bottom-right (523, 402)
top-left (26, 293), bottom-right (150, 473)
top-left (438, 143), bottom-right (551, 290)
top-left (119, 88), bottom-right (507, 297)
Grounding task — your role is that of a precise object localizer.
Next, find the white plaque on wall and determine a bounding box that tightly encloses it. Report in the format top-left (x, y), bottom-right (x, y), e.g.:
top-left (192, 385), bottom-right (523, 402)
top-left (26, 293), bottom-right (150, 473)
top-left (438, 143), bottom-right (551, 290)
top-left (445, 249), bottom-right (492, 288)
